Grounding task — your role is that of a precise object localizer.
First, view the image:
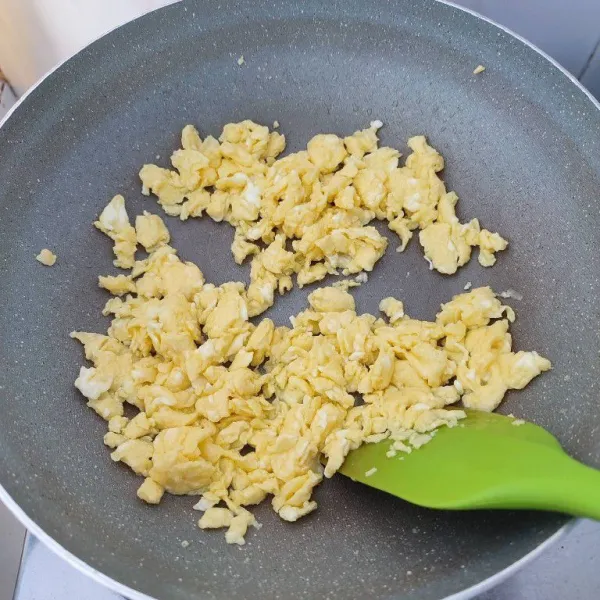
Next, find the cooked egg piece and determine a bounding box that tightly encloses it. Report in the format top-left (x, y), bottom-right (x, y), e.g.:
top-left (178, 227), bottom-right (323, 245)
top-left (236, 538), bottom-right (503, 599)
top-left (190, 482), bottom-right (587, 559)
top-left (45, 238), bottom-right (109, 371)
top-left (94, 195), bottom-right (137, 268)
top-left (135, 211), bottom-right (171, 252)
top-left (36, 248), bottom-right (57, 266)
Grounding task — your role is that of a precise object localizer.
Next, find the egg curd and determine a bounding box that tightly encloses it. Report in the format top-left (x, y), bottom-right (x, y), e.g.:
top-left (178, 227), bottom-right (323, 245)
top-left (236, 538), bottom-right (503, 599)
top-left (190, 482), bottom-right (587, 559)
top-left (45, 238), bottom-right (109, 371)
top-left (139, 120), bottom-right (507, 317)
top-left (72, 173), bottom-right (548, 544)
top-left (36, 248), bottom-right (57, 266)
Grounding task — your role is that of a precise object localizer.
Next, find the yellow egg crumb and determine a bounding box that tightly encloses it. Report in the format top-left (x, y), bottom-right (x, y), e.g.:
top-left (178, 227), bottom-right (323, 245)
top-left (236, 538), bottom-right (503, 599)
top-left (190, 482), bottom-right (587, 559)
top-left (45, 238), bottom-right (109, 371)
top-left (137, 477), bottom-right (165, 504)
top-left (135, 211), bottom-right (170, 252)
top-left (36, 248), bottom-right (56, 266)
top-left (94, 194), bottom-right (137, 268)
top-left (473, 65), bottom-right (486, 75)
top-left (71, 121), bottom-right (548, 546)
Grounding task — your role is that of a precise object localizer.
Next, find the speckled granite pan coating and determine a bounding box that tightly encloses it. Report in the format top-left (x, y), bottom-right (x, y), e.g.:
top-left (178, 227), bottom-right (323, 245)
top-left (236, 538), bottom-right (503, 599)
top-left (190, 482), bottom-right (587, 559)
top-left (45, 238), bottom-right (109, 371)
top-left (1, 1), bottom-right (599, 599)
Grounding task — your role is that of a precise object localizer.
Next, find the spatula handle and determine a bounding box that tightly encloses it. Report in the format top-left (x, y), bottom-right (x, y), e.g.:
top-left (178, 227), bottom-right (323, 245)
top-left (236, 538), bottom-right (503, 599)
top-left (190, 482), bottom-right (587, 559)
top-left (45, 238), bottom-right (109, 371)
top-left (534, 454), bottom-right (600, 520)
top-left (491, 451), bottom-right (600, 520)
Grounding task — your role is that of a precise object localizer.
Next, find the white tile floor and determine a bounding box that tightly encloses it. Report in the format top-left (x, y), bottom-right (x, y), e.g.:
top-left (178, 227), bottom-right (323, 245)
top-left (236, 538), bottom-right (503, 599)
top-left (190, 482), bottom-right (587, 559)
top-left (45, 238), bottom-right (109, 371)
top-left (0, 501), bottom-right (25, 600)
top-left (0, 77), bottom-right (17, 120)
top-left (0, 74), bottom-right (22, 600)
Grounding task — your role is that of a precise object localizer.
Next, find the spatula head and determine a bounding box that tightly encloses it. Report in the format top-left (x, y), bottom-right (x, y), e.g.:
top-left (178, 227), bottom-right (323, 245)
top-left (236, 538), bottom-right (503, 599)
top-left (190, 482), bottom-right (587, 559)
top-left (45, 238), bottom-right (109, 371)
top-left (339, 410), bottom-right (564, 510)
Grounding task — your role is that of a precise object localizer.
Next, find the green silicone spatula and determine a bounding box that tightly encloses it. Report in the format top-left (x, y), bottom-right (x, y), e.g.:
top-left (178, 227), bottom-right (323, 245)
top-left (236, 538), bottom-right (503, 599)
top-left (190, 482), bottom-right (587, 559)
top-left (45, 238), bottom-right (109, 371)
top-left (339, 410), bottom-right (600, 518)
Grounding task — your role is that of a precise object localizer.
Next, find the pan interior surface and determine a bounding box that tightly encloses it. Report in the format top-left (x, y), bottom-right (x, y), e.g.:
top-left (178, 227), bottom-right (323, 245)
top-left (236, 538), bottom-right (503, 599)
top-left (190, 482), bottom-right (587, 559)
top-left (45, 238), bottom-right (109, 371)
top-left (1, 1), bottom-right (600, 599)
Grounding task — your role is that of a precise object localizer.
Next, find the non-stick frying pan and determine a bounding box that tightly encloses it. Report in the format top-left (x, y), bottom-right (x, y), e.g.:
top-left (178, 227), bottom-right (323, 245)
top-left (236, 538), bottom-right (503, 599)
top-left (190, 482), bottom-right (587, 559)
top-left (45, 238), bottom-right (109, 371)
top-left (1, 1), bottom-right (600, 598)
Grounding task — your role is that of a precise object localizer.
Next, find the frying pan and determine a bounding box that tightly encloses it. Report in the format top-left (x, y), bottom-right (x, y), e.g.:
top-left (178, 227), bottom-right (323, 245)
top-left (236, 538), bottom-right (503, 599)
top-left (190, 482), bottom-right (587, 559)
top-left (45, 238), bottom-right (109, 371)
top-left (1, 1), bottom-right (600, 598)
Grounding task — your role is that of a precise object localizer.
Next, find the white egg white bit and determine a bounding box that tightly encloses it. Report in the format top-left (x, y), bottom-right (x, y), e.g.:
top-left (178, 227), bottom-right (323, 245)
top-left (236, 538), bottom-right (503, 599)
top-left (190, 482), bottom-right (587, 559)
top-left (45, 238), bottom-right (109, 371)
top-left (278, 506), bottom-right (301, 522)
top-left (424, 256), bottom-right (434, 270)
top-left (296, 439), bottom-right (309, 456)
top-left (410, 433), bottom-right (433, 449)
top-left (242, 180), bottom-right (261, 208)
top-left (240, 304), bottom-right (249, 321)
top-left (370, 119), bottom-right (383, 130)
top-left (99, 203), bottom-right (124, 231)
top-left (317, 410), bottom-right (329, 429)
top-left (260, 284), bottom-right (274, 301)
top-left (392, 440), bottom-right (412, 454)
top-left (388, 310), bottom-right (404, 323)
top-left (404, 193), bottom-right (421, 212)
top-left (231, 173), bottom-right (248, 185)
top-left (198, 340), bottom-right (215, 358)
top-left (499, 289), bottom-right (523, 301)
top-left (171, 370), bottom-right (184, 385)
top-left (75, 366), bottom-right (111, 400)
top-left (463, 281), bottom-right (472, 291)
top-left (364, 467), bottom-right (378, 477)
top-left (193, 497), bottom-right (216, 512)
top-left (515, 353), bottom-right (537, 369)
top-left (246, 226), bottom-right (262, 240)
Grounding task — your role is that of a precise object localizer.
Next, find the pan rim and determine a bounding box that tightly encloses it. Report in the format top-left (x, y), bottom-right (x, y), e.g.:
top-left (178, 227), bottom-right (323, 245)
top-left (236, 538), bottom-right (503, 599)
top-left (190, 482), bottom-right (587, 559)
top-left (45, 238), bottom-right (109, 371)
top-left (0, 0), bottom-right (595, 598)
top-left (0, 479), bottom-right (576, 600)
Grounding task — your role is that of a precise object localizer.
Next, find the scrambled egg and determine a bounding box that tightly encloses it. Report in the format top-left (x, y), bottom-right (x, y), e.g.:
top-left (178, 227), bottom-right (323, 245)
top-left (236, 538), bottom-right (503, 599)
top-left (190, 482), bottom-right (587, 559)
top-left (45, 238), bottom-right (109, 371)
top-left (139, 120), bottom-right (507, 316)
top-left (36, 248), bottom-right (56, 266)
top-left (72, 196), bottom-right (548, 545)
top-left (94, 194), bottom-right (137, 269)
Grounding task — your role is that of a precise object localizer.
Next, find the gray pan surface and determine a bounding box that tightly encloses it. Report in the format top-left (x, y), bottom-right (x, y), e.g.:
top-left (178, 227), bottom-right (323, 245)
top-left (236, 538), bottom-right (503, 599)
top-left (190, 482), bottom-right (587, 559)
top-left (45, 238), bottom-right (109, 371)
top-left (1, 1), bottom-right (600, 599)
